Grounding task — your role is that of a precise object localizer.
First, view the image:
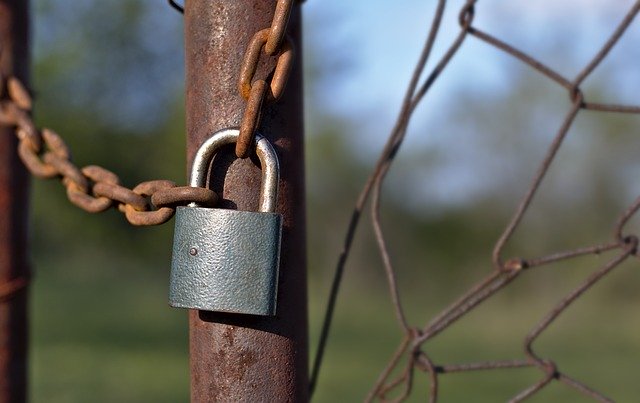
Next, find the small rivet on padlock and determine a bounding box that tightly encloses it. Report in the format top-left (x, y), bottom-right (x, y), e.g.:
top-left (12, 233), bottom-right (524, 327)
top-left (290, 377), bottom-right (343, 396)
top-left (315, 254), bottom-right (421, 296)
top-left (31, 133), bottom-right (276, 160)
top-left (189, 247), bottom-right (198, 256)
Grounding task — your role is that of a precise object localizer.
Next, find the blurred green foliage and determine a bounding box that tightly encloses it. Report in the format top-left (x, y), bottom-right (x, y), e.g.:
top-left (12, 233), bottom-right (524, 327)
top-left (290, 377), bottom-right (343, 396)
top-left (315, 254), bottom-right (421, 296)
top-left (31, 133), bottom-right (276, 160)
top-left (26, 1), bottom-right (640, 402)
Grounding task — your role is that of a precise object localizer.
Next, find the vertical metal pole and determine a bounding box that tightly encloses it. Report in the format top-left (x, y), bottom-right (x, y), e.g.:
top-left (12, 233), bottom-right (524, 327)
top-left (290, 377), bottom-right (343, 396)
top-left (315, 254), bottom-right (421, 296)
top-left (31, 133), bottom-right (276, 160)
top-left (184, 1), bottom-right (308, 401)
top-left (0, 1), bottom-right (29, 402)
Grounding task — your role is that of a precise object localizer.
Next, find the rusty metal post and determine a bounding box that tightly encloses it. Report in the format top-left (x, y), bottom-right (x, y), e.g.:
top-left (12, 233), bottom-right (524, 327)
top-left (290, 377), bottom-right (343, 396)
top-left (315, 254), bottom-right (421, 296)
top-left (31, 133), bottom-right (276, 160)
top-left (183, 1), bottom-right (307, 401)
top-left (0, 0), bottom-right (30, 402)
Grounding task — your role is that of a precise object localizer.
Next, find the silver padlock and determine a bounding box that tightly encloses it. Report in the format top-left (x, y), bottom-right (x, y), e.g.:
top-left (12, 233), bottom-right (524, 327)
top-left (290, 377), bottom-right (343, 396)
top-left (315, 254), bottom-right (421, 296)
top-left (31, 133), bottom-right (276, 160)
top-left (169, 128), bottom-right (282, 315)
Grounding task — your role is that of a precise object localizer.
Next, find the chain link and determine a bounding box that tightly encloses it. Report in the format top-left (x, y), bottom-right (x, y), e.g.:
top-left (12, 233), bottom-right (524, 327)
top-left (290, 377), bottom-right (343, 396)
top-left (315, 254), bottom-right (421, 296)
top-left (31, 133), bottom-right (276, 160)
top-left (166, 0), bottom-right (297, 158)
top-left (0, 74), bottom-right (218, 226)
top-left (236, 0), bottom-right (295, 158)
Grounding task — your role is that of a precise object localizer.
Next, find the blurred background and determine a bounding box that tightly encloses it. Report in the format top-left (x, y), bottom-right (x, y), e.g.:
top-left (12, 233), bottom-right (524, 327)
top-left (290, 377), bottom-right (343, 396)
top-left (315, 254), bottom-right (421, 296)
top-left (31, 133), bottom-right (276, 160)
top-left (28, 0), bottom-right (640, 401)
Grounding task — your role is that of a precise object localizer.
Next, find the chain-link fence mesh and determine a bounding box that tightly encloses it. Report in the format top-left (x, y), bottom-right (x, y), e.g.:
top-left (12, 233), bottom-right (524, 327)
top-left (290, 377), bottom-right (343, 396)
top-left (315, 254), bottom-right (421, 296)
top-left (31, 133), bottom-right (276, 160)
top-left (310, 1), bottom-right (640, 401)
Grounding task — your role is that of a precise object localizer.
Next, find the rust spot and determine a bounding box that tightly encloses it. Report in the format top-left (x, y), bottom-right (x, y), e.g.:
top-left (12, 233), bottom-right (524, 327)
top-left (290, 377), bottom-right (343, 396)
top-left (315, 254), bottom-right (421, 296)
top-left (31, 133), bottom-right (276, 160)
top-left (219, 326), bottom-right (258, 382)
top-left (234, 348), bottom-right (258, 382)
top-left (222, 326), bottom-right (235, 346)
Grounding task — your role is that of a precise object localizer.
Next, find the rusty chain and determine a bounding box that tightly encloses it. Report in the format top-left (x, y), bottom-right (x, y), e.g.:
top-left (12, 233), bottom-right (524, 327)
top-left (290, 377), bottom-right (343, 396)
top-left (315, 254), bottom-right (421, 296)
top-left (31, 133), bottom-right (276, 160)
top-left (311, 0), bottom-right (640, 401)
top-left (236, 0), bottom-right (295, 158)
top-left (166, 0), bottom-right (296, 158)
top-left (0, 0), bottom-right (300, 229)
top-left (0, 74), bottom-right (218, 227)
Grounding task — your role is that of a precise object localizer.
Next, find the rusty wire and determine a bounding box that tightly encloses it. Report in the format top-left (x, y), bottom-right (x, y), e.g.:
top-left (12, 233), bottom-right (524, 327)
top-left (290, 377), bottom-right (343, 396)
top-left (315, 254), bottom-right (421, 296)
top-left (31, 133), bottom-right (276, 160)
top-left (167, 0), bottom-right (184, 14)
top-left (0, 74), bottom-right (218, 227)
top-left (311, 0), bottom-right (640, 401)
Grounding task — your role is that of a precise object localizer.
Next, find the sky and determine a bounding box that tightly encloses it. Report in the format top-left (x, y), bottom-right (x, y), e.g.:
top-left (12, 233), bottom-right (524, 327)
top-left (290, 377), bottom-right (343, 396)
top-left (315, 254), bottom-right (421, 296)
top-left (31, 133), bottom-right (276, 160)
top-left (303, 0), bottom-right (640, 118)
top-left (301, 0), bottom-right (640, 210)
top-left (303, 0), bottom-right (640, 142)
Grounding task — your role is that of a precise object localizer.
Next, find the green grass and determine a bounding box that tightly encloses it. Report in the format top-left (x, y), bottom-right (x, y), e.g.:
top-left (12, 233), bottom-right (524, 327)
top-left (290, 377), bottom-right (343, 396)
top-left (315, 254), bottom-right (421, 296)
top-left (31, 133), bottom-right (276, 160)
top-left (30, 250), bottom-right (189, 403)
top-left (308, 267), bottom-right (640, 402)
top-left (29, 249), bottom-right (640, 402)
top-left (308, 289), bottom-right (640, 402)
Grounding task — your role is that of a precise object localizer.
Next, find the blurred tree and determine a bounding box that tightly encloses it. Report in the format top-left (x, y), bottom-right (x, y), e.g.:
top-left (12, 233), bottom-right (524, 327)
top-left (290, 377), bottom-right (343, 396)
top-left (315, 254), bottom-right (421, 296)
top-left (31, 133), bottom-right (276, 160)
top-left (29, 2), bottom-right (191, 402)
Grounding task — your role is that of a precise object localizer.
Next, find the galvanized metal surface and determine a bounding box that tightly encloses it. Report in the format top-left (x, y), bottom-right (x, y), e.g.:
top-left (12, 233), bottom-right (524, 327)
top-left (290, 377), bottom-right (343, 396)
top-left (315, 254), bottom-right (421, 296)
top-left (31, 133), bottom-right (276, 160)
top-left (0, 1), bottom-right (30, 401)
top-left (170, 128), bottom-right (282, 315)
top-left (184, 0), bottom-right (307, 401)
top-left (170, 206), bottom-right (282, 315)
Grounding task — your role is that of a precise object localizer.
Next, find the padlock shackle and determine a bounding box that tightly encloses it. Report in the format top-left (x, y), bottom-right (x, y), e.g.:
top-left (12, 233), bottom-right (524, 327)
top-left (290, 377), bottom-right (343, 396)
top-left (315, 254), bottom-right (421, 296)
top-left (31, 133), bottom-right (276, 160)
top-left (190, 128), bottom-right (279, 213)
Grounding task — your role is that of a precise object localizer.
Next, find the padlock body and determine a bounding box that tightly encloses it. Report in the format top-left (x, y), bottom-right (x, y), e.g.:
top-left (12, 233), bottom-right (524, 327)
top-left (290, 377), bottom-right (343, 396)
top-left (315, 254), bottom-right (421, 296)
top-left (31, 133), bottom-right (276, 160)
top-left (169, 206), bottom-right (282, 315)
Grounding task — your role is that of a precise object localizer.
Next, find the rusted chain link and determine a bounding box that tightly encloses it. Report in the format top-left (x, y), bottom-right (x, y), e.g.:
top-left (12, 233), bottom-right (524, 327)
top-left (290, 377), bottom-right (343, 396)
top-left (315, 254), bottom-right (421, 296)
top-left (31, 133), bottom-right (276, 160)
top-left (167, 0), bottom-right (297, 159)
top-left (0, 74), bottom-right (218, 226)
top-left (311, 0), bottom-right (640, 401)
top-left (236, 0), bottom-right (295, 158)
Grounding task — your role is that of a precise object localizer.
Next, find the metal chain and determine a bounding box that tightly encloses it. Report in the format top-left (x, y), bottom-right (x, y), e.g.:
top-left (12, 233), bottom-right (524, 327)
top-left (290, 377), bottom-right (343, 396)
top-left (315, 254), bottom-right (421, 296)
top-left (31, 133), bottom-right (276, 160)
top-left (236, 0), bottom-right (295, 158)
top-left (0, 74), bottom-right (218, 226)
top-left (165, 0), bottom-right (297, 158)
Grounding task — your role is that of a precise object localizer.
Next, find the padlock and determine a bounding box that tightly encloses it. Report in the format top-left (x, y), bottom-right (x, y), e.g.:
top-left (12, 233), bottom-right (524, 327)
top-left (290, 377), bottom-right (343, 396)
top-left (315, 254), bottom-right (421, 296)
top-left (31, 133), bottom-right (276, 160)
top-left (169, 128), bottom-right (282, 315)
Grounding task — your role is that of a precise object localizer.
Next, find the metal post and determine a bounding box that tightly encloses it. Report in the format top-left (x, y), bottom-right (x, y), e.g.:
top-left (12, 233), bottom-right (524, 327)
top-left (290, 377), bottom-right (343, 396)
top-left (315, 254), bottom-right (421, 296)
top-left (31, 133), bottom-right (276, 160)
top-left (0, 1), bottom-right (29, 402)
top-left (184, 1), bottom-right (308, 401)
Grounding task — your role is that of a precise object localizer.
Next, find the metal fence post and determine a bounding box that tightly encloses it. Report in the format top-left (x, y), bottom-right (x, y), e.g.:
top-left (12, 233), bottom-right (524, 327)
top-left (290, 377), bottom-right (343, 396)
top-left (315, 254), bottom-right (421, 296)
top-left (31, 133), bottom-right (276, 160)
top-left (0, 1), bottom-right (30, 402)
top-left (183, 1), bottom-right (308, 401)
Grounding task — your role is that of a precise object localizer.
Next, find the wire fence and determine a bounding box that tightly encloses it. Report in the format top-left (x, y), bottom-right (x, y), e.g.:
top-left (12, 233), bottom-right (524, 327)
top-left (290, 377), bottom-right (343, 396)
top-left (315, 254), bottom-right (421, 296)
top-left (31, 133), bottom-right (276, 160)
top-left (310, 1), bottom-right (640, 401)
